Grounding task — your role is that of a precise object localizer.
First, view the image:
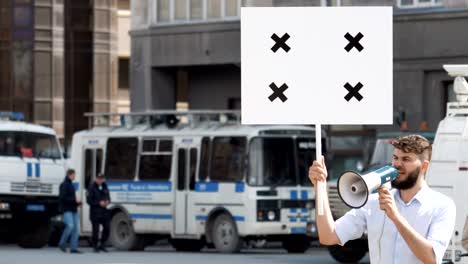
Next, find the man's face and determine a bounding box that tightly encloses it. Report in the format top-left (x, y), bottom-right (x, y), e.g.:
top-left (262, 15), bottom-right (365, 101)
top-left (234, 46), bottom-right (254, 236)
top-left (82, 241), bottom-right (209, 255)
top-left (96, 177), bottom-right (105, 185)
top-left (391, 148), bottom-right (423, 190)
top-left (69, 173), bottom-right (76, 181)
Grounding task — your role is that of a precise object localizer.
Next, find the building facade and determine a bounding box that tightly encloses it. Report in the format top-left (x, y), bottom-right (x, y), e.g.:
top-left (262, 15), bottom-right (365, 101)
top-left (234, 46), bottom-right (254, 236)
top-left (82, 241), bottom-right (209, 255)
top-left (0, 0), bottom-right (130, 147)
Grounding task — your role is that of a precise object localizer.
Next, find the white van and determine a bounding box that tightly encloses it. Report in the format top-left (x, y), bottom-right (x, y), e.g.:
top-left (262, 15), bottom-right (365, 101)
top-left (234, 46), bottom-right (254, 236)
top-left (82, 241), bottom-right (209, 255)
top-left (426, 65), bottom-right (468, 264)
top-left (0, 112), bottom-right (66, 248)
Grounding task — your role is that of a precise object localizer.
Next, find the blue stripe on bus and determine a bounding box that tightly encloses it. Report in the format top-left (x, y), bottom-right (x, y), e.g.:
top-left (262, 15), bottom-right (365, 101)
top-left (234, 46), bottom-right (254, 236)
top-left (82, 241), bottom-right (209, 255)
top-left (27, 163), bottom-right (32, 177)
top-left (235, 182), bottom-right (244, 193)
top-left (196, 215), bottom-right (244, 222)
top-left (290, 217), bottom-right (297, 223)
top-left (301, 208), bottom-right (308, 213)
top-left (300, 218), bottom-right (309, 223)
top-left (195, 182), bottom-right (218, 192)
top-left (233, 216), bottom-right (245, 222)
top-left (291, 227), bottom-right (307, 234)
top-left (35, 163), bottom-right (40, 178)
top-left (300, 190), bottom-right (308, 200)
top-left (107, 182), bottom-right (172, 192)
top-left (130, 214), bottom-right (172, 220)
top-left (290, 190), bottom-right (298, 200)
top-left (290, 208), bottom-right (297, 213)
top-left (196, 215), bottom-right (208, 221)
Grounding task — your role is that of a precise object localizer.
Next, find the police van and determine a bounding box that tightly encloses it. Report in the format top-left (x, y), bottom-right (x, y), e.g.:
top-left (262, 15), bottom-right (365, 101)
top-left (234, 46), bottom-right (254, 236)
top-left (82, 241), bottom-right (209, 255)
top-left (427, 65), bottom-right (468, 264)
top-left (69, 110), bottom-right (325, 252)
top-left (0, 112), bottom-right (66, 247)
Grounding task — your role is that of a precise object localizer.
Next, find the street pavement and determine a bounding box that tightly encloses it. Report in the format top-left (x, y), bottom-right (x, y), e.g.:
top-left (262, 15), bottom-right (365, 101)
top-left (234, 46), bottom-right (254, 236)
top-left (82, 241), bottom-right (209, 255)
top-left (0, 244), bottom-right (370, 264)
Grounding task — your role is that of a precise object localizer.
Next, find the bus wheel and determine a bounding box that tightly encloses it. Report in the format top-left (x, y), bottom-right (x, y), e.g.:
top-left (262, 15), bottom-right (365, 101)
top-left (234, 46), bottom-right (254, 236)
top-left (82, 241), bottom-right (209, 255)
top-left (169, 239), bottom-right (205, 252)
top-left (18, 220), bottom-right (51, 248)
top-left (110, 212), bottom-right (145, 251)
top-left (282, 235), bottom-right (310, 253)
top-left (328, 239), bottom-right (368, 263)
top-left (211, 214), bottom-right (243, 253)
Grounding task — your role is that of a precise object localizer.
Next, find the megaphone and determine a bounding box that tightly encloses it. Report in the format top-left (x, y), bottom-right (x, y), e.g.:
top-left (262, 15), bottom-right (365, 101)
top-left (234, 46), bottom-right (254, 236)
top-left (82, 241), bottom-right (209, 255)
top-left (337, 166), bottom-right (398, 208)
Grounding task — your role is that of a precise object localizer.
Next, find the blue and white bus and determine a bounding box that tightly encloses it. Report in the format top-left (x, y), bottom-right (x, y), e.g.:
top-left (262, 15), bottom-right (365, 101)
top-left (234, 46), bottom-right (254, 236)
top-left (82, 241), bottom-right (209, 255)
top-left (70, 111), bottom-right (325, 253)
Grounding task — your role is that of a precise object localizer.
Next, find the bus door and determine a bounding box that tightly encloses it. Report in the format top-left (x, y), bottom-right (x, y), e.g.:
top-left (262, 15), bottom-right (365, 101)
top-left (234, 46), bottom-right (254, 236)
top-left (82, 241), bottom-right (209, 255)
top-left (174, 138), bottom-right (198, 235)
top-left (81, 145), bottom-right (104, 233)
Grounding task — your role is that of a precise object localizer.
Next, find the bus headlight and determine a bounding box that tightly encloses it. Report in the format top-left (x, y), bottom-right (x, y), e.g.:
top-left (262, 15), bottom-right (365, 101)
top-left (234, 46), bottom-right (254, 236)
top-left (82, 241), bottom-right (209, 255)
top-left (267, 211), bottom-right (276, 221)
top-left (0, 203), bottom-right (10, 211)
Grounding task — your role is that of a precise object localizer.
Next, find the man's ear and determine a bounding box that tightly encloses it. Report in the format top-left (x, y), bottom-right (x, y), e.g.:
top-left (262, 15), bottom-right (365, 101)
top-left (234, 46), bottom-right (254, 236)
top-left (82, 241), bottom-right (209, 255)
top-left (421, 160), bottom-right (430, 173)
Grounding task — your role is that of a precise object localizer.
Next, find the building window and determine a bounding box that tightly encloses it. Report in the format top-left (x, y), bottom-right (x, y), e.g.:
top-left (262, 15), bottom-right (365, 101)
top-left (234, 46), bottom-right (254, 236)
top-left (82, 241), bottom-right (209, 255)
top-left (154, 0), bottom-right (240, 25)
top-left (190, 0), bottom-right (203, 20)
top-left (175, 0), bottom-right (188, 20)
top-left (225, 0), bottom-right (238, 17)
top-left (397, 0), bottom-right (442, 8)
top-left (157, 0), bottom-right (170, 22)
top-left (207, 0), bottom-right (221, 19)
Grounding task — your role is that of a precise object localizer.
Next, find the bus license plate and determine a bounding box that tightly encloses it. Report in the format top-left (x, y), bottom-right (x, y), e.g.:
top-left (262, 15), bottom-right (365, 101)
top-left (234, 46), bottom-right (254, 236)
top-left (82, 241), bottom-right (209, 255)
top-left (26, 204), bottom-right (45, 212)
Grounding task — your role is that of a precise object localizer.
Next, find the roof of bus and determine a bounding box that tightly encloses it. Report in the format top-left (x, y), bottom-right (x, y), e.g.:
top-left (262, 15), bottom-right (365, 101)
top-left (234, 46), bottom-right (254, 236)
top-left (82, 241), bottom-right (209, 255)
top-left (0, 120), bottom-right (57, 135)
top-left (73, 123), bottom-right (319, 138)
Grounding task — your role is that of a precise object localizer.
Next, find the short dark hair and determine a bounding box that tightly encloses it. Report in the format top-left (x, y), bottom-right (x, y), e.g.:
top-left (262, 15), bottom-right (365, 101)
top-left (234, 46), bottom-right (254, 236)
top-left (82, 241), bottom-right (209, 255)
top-left (391, 134), bottom-right (432, 161)
top-left (66, 169), bottom-right (75, 177)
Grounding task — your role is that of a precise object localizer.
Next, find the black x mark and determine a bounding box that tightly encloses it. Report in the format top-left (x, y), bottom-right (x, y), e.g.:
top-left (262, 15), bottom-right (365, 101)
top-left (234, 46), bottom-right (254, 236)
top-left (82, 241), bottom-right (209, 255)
top-left (344, 82), bottom-right (364, 101)
top-left (271, 33), bottom-right (291, 53)
top-left (269, 82), bottom-right (288, 102)
top-left (344, 32), bottom-right (364, 52)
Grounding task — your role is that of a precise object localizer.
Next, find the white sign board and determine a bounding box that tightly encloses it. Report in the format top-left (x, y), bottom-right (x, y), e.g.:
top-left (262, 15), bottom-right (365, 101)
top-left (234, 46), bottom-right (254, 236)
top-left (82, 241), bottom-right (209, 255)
top-left (241, 7), bottom-right (393, 125)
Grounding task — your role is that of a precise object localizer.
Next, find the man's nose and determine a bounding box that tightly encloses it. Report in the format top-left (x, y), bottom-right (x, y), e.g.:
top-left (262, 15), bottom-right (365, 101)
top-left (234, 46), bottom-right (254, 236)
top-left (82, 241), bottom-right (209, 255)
top-left (392, 160), bottom-right (402, 168)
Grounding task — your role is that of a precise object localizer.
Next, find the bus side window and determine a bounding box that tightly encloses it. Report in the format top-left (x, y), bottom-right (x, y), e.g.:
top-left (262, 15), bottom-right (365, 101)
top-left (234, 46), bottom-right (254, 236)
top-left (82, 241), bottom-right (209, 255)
top-left (84, 149), bottom-right (93, 189)
top-left (96, 149), bottom-right (103, 175)
top-left (199, 137), bottom-right (210, 182)
top-left (189, 148), bottom-right (197, 190)
top-left (105, 138), bottom-right (138, 180)
top-left (139, 138), bottom-right (173, 181)
top-left (211, 137), bottom-right (246, 182)
top-left (178, 149), bottom-right (186, 191)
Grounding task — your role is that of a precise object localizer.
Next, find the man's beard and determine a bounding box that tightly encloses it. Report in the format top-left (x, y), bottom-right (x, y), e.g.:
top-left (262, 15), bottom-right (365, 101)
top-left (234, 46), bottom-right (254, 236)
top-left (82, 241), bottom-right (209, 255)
top-left (391, 166), bottom-right (420, 190)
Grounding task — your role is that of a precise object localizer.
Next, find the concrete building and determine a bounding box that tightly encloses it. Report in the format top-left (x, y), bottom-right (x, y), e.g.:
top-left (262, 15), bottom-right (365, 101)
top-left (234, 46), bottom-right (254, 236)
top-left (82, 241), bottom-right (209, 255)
top-left (0, 0), bottom-right (130, 146)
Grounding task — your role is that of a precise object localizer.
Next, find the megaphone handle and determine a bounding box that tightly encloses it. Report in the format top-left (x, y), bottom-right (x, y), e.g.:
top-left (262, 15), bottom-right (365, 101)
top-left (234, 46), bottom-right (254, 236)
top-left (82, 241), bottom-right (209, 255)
top-left (316, 124), bottom-right (325, 216)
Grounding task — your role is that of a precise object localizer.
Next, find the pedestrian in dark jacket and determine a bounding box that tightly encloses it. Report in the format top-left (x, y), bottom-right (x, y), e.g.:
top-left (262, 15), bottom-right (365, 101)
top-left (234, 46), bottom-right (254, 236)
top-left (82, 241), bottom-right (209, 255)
top-left (58, 169), bottom-right (82, 254)
top-left (87, 173), bottom-right (111, 252)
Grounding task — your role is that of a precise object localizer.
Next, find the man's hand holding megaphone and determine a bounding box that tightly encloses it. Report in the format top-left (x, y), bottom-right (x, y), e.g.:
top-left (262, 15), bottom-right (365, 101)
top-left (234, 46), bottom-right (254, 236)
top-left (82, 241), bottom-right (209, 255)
top-left (378, 187), bottom-right (399, 221)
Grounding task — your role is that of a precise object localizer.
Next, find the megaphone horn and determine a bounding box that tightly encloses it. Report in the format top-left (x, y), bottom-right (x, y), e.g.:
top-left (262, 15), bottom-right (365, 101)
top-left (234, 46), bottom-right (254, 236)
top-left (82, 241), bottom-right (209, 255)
top-left (337, 166), bottom-right (398, 209)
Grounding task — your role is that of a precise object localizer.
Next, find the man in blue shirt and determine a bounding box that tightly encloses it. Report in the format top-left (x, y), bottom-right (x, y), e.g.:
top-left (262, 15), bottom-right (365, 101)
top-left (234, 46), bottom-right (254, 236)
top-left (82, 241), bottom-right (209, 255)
top-left (309, 134), bottom-right (456, 264)
top-left (58, 169), bottom-right (82, 254)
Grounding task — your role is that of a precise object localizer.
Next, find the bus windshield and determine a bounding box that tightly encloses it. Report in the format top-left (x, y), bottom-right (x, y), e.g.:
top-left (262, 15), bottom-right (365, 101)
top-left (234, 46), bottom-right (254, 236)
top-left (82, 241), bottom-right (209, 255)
top-left (0, 131), bottom-right (61, 159)
top-left (248, 137), bottom-right (315, 187)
